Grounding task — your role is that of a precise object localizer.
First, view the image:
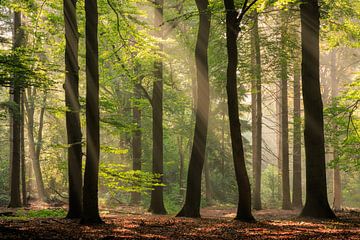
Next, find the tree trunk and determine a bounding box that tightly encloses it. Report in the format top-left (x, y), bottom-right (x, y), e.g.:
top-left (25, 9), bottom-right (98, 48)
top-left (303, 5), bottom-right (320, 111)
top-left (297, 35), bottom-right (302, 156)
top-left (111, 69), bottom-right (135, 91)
top-left (251, 10), bottom-right (262, 210)
top-left (8, 11), bottom-right (23, 208)
top-left (131, 83), bottom-right (142, 205)
top-left (224, 0), bottom-right (254, 222)
top-left (292, 63), bottom-right (302, 209)
top-left (299, 0), bottom-right (336, 219)
top-left (177, 136), bottom-right (185, 199)
top-left (64, 0), bottom-right (83, 219)
top-left (149, 0), bottom-right (167, 215)
top-left (20, 92), bottom-right (27, 206)
top-left (280, 16), bottom-right (291, 210)
top-left (81, 0), bottom-right (103, 224)
top-left (330, 50), bottom-right (341, 211)
top-left (176, 0), bottom-right (210, 218)
top-left (24, 89), bottom-right (46, 201)
top-left (204, 152), bottom-right (213, 206)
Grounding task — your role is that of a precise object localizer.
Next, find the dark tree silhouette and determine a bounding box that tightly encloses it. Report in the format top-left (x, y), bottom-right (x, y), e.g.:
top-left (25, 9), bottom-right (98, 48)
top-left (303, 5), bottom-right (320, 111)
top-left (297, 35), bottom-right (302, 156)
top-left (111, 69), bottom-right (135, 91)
top-left (176, 0), bottom-right (211, 218)
top-left (299, 0), bottom-right (336, 219)
top-left (8, 11), bottom-right (23, 208)
top-left (81, 0), bottom-right (103, 224)
top-left (149, 0), bottom-right (167, 215)
top-left (224, 0), bottom-right (255, 222)
top-left (64, 0), bottom-right (83, 219)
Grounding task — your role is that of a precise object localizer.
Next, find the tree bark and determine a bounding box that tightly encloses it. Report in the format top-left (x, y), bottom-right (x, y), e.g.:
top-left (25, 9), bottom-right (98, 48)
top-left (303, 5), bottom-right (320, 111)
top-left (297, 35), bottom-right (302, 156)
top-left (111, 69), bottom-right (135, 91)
top-left (64, 0), bottom-right (83, 219)
top-left (81, 0), bottom-right (103, 224)
top-left (176, 0), bottom-right (210, 218)
top-left (299, 0), bottom-right (336, 219)
top-left (224, 0), bottom-right (254, 222)
top-left (280, 15), bottom-right (291, 210)
top-left (177, 136), bottom-right (185, 199)
top-left (24, 89), bottom-right (46, 201)
top-left (292, 63), bottom-right (302, 209)
top-left (149, 0), bottom-right (167, 215)
top-left (251, 10), bottom-right (262, 210)
top-left (330, 50), bottom-right (341, 211)
top-left (20, 92), bottom-right (27, 206)
top-left (8, 11), bottom-right (23, 208)
top-left (131, 83), bottom-right (142, 205)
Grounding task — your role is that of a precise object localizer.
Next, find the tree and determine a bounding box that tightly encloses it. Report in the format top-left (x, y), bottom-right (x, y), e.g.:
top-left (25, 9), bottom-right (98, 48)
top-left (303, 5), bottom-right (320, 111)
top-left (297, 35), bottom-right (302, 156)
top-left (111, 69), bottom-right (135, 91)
top-left (250, 10), bottom-right (262, 210)
top-left (224, 0), bottom-right (255, 222)
top-left (279, 12), bottom-right (291, 210)
top-left (176, 0), bottom-right (211, 218)
top-left (8, 10), bottom-right (23, 208)
top-left (292, 62), bottom-right (302, 209)
top-left (299, 0), bottom-right (336, 219)
top-left (149, 0), bottom-right (167, 215)
top-left (81, 0), bottom-right (103, 224)
top-left (130, 83), bottom-right (142, 205)
top-left (64, 0), bottom-right (83, 219)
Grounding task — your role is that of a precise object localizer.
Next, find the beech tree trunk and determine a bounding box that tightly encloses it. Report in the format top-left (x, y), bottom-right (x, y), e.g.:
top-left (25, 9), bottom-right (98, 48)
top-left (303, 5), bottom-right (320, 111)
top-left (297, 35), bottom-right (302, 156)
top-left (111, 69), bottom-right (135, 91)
top-left (149, 0), bottom-right (167, 215)
top-left (251, 10), bottom-right (262, 210)
top-left (299, 0), bottom-right (336, 219)
top-left (280, 16), bottom-right (291, 210)
top-left (8, 11), bottom-right (23, 208)
top-left (224, 0), bottom-right (254, 222)
top-left (20, 92), bottom-right (27, 206)
top-left (176, 0), bottom-right (210, 218)
top-left (292, 63), bottom-right (302, 209)
top-left (64, 0), bottom-right (83, 219)
top-left (82, 0), bottom-right (103, 224)
top-left (131, 83), bottom-right (142, 205)
top-left (24, 89), bottom-right (46, 201)
top-left (330, 50), bottom-right (341, 211)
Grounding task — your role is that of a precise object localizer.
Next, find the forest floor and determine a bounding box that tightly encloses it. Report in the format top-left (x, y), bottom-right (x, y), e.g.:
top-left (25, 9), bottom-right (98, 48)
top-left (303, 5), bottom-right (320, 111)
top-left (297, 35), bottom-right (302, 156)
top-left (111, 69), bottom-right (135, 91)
top-left (0, 204), bottom-right (359, 239)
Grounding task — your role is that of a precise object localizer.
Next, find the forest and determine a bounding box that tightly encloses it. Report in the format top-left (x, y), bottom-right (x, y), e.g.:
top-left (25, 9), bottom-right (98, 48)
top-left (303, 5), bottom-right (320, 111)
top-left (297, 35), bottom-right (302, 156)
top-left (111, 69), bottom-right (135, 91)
top-left (0, 0), bottom-right (359, 239)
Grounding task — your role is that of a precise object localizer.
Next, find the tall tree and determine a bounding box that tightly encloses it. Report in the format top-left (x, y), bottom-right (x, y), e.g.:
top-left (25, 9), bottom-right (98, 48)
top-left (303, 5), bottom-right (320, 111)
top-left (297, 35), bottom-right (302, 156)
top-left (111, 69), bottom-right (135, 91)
top-left (20, 92), bottom-right (27, 206)
top-left (81, 0), bottom-right (103, 224)
top-left (292, 63), bottom-right (302, 209)
top-left (280, 13), bottom-right (291, 210)
top-left (8, 10), bottom-right (23, 208)
top-left (250, 10), bottom-right (262, 210)
top-left (64, 0), bottom-right (83, 219)
top-left (299, 0), bottom-right (336, 219)
top-left (176, 0), bottom-right (211, 218)
top-left (149, 0), bottom-right (167, 215)
top-left (224, 0), bottom-right (255, 222)
top-left (330, 50), bottom-right (341, 211)
top-left (131, 83), bottom-right (142, 205)
top-left (24, 89), bottom-right (47, 201)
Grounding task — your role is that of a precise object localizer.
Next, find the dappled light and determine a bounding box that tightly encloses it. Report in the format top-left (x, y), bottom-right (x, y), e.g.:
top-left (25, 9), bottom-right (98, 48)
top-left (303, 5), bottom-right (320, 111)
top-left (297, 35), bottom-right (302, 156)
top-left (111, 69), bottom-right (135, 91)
top-left (0, 0), bottom-right (359, 238)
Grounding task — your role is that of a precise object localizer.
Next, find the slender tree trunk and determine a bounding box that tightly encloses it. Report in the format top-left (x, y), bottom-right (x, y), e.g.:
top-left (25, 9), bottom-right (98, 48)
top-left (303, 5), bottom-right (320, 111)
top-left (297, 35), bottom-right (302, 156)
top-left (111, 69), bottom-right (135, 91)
top-left (64, 0), bottom-right (83, 219)
top-left (204, 152), bottom-right (213, 206)
top-left (276, 89), bottom-right (282, 202)
top-left (8, 11), bottom-right (23, 208)
top-left (24, 89), bottom-right (46, 201)
top-left (292, 63), bottom-right (302, 209)
top-left (20, 92), bottom-right (27, 206)
top-left (224, 0), bottom-right (254, 222)
top-left (177, 136), bottom-right (185, 199)
top-left (149, 0), bottom-right (167, 215)
top-left (330, 50), bottom-right (341, 211)
top-left (251, 10), bottom-right (262, 210)
top-left (176, 0), bottom-right (210, 218)
top-left (280, 16), bottom-right (291, 210)
top-left (299, 0), bottom-right (336, 219)
top-left (82, 0), bottom-right (103, 224)
top-left (131, 83), bottom-right (142, 205)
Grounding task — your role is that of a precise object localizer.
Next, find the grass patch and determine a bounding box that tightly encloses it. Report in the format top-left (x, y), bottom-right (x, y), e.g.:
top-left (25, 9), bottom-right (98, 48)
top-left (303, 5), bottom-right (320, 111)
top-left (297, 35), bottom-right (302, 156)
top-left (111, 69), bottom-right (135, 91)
top-left (0, 209), bottom-right (66, 220)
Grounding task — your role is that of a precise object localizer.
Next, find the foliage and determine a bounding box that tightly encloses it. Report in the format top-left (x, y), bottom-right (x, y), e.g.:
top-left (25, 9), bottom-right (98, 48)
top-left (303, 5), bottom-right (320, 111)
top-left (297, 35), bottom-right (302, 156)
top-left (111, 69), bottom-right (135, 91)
top-left (324, 78), bottom-right (360, 171)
